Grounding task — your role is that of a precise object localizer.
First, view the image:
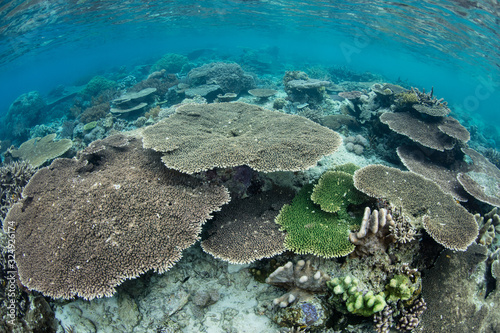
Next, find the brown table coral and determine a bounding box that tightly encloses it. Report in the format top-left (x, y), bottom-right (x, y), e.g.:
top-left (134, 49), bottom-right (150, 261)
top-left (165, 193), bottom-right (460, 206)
top-left (140, 102), bottom-right (342, 174)
top-left (4, 134), bottom-right (229, 300)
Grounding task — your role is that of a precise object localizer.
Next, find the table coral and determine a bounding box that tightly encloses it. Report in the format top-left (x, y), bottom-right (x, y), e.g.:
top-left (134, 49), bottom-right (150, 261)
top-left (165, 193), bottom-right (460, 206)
top-left (353, 164), bottom-right (478, 251)
top-left (140, 102), bottom-right (342, 174)
top-left (4, 134), bottom-right (229, 300)
top-left (275, 183), bottom-right (358, 258)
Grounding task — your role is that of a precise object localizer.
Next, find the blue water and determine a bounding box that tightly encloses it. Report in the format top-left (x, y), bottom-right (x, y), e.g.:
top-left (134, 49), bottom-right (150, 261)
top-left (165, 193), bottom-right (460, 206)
top-left (0, 0), bottom-right (499, 132)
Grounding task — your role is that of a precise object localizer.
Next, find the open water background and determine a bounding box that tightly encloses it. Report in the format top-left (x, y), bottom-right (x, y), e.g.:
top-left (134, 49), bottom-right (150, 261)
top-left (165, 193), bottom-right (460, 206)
top-left (0, 0), bottom-right (499, 129)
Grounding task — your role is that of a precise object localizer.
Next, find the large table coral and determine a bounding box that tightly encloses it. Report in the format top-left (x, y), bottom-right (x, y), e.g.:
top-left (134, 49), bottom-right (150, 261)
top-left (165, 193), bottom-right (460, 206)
top-left (139, 102), bottom-right (342, 174)
top-left (4, 134), bottom-right (229, 300)
top-left (353, 165), bottom-right (478, 251)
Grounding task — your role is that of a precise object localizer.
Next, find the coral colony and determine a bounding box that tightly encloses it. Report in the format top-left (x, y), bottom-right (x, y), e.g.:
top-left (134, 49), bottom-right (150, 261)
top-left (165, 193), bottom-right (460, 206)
top-left (1, 55), bottom-right (500, 332)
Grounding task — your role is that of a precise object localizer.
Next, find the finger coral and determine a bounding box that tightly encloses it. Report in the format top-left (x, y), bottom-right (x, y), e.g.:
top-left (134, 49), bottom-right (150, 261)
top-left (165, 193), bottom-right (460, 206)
top-left (4, 134), bottom-right (229, 300)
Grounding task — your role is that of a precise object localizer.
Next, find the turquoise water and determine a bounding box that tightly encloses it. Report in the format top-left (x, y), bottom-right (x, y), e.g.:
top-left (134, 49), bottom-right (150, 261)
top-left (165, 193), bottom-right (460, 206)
top-left (1, 1), bottom-right (500, 332)
top-left (1, 0), bottom-right (499, 123)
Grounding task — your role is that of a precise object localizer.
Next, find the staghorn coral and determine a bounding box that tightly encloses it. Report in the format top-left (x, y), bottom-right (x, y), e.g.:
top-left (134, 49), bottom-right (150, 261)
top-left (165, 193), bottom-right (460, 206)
top-left (388, 208), bottom-right (419, 244)
top-left (349, 207), bottom-right (396, 257)
top-left (353, 165), bottom-right (478, 251)
top-left (276, 183), bottom-right (358, 258)
top-left (4, 134), bottom-right (229, 300)
top-left (140, 102), bottom-right (342, 174)
top-left (407, 87), bottom-right (450, 117)
top-left (266, 260), bottom-right (330, 307)
top-left (8, 133), bottom-right (73, 168)
top-left (201, 187), bottom-right (295, 264)
top-left (0, 161), bottom-right (36, 223)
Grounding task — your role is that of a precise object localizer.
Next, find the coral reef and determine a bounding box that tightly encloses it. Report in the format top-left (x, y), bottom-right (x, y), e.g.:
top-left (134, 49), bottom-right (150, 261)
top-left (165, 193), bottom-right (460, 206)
top-left (188, 62), bottom-right (255, 94)
top-left (248, 88), bottom-right (278, 101)
top-left (3, 91), bottom-right (46, 139)
top-left (140, 102), bottom-right (342, 174)
top-left (8, 133), bottom-right (73, 168)
top-left (0, 161), bottom-right (36, 223)
top-left (276, 183), bottom-right (358, 258)
top-left (354, 164), bottom-right (478, 250)
top-left (201, 187), bottom-right (295, 264)
top-left (420, 244), bottom-right (500, 332)
top-left (321, 114), bottom-right (359, 130)
top-left (458, 147), bottom-right (500, 207)
top-left (150, 53), bottom-right (189, 73)
top-left (83, 75), bottom-right (116, 97)
top-left (110, 87), bottom-right (157, 115)
top-left (80, 101), bottom-right (110, 123)
top-left (284, 72), bottom-right (330, 104)
top-left (4, 134), bottom-right (230, 300)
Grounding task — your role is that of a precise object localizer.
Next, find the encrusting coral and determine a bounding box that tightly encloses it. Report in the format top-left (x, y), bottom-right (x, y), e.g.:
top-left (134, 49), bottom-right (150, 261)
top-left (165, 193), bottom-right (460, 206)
top-left (140, 102), bottom-right (342, 174)
top-left (4, 134), bottom-right (230, 300)
top-left (266, 260), bottom-right (330, 307)
top-left (353, 164), bottom-right (478, 251)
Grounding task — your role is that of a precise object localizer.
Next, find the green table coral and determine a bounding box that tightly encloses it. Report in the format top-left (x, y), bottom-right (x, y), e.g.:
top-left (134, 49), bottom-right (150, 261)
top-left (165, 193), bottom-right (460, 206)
top-left (275, 184), bottom-right (358, 258)
top-left (311, 169), bottom-right (367, 213)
